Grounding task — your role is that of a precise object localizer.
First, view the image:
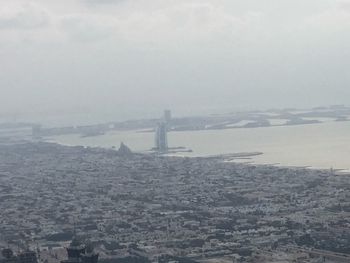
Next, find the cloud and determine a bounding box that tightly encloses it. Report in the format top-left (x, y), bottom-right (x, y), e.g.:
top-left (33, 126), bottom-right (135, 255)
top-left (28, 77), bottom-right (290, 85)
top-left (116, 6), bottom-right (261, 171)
top-left (338, 0), bottom-right (350, 11)
top-left (2, 0), bottom-right (350, 121)
top-left (60, 14), bottom-right (117, 42)
top-left (303, 3), bottom-right (350, 34)
top-left (0, 2), bottom-right (49, 30)
top-left (55, 1), bottom-right (265, 49)
top-left (131, 2), bottom-right (264, 49)
top-left (83, 0), bottom-right (127, 4)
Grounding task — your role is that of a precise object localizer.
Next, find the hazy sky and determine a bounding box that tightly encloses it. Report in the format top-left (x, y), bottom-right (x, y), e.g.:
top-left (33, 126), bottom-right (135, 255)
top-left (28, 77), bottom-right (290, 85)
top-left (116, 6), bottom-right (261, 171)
top-left (1, 0), bottom-right (350, 125)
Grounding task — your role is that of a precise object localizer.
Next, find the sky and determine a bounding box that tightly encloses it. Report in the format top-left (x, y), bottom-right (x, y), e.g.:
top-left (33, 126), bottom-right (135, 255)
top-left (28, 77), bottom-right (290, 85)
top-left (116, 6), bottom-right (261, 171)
top-left (0, 0), bottom-right (350, 125)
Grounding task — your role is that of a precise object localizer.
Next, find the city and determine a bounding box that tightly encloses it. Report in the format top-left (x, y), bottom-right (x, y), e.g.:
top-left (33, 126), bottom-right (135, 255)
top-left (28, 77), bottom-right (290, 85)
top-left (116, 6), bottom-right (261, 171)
top-left (1, 0), bottom-right (350, 262)
top-left (1, 141), bottom-right (349, 262)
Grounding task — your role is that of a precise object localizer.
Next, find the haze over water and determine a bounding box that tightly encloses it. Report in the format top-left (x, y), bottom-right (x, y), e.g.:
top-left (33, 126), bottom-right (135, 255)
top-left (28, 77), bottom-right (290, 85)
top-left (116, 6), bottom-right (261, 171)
top-left (50, 120), bottom-right (350, 172)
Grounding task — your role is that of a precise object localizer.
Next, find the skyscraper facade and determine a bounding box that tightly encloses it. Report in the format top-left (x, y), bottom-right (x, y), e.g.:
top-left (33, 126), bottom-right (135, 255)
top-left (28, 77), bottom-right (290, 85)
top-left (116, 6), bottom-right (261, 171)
top-left (163, 110), bottom-right (171, 123)
top-left (155, 122), bottom-right (168, 152)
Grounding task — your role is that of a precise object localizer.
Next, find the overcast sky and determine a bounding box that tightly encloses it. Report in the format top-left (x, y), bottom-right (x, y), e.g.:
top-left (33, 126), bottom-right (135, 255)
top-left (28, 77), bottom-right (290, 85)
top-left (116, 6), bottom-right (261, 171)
top-left (1, 0), bottom-right (350, 125)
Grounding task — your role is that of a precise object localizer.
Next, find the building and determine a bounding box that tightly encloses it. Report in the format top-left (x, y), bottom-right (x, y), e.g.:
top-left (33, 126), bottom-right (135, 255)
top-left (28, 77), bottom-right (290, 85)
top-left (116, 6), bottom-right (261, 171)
top-left (117, 142), bottom-right (133, 157)
top-left (163, 110), bottom-right (171, 123)
top-left (155, 122), bottom-right (168, 153)
top-left (61, 238), bottom-right (98, 263)
top-left (17, 250), bottom-right (37, 263)
top-left (80, 244), bottom-right (98, 263)
top-left (1, 249), bottom-right (16, 263)
top-left (1, 248), bottom-right (37, 263)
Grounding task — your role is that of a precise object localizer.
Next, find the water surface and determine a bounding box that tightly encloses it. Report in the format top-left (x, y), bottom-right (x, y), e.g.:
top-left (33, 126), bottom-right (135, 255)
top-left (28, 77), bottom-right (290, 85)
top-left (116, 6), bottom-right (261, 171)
top-left (49, 121), bottom-right (350, 171)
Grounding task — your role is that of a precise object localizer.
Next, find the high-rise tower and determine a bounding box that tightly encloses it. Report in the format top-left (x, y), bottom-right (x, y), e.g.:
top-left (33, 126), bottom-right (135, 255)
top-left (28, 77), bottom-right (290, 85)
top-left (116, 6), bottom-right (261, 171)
top-left (155, 122), bottom-right (168, 153)
top-left (163, 110), bottom-right (171, 124)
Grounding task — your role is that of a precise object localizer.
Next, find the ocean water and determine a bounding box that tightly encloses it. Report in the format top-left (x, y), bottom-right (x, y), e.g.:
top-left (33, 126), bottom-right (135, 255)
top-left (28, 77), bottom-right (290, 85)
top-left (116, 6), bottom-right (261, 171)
top-left (49, 121), bottom-right (350, 171)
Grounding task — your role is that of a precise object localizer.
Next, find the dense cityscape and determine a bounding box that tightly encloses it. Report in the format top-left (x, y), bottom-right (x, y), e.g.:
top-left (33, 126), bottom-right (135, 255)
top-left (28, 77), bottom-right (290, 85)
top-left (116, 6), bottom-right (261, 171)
top-left (1, 139), bottom-right (350, 262)
top-left (2, 0), bottom-right (350, 262)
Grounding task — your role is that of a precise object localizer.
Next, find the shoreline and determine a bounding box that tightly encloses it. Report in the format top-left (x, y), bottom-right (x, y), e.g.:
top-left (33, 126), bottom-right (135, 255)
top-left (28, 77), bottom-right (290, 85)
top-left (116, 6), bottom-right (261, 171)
top-left (39, 119), bottom-right (350, 175)
top-left (33, 139), bottom-right (350, 175)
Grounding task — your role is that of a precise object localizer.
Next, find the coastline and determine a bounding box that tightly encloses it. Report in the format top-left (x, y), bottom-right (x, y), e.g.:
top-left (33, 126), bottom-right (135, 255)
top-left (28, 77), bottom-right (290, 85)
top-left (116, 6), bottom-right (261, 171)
top-left (40, 138), bottom-right (350, 175)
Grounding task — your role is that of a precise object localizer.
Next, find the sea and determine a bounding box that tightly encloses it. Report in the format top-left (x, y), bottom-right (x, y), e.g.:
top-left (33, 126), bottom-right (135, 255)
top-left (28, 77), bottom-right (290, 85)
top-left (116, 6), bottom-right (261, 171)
top-left (46, 120), bottom-right (350, 172)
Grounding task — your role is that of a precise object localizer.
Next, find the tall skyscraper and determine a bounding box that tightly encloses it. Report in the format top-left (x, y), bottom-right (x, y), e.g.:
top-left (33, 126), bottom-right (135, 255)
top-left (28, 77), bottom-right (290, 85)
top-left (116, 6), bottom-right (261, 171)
top-left (155, 122), bottom-right (168, 152)
top-left (163, 110), bottom-right (171, 123)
